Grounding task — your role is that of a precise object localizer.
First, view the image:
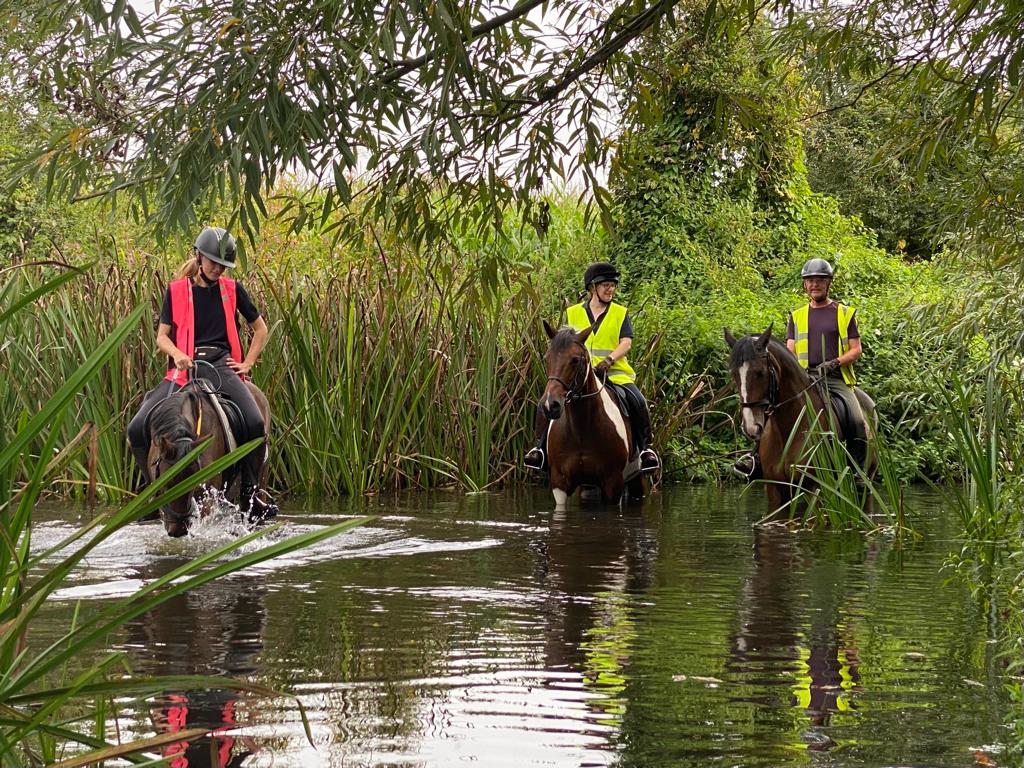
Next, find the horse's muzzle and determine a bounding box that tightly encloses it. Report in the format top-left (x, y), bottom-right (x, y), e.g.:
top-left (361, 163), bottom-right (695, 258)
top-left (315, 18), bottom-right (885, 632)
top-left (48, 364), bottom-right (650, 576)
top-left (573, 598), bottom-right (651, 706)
top-left (542, 396), bottom-right (563, 420)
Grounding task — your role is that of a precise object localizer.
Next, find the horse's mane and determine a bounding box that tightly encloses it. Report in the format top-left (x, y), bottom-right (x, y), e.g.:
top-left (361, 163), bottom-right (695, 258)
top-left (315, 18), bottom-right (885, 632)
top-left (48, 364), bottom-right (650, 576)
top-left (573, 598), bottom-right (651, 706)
top-left (730, 335), bottom-right (811, 386)
top-left (149, 390), bottom-right (201, 460)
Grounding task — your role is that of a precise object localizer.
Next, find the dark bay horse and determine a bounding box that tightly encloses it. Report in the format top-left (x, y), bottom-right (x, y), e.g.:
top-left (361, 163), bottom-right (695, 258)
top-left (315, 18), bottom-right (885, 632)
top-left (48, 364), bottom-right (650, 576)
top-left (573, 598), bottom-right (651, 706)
top-left (540, 321), bottom-right (644, 508)
top-left (146, 383), bottom-right (271, 537)
top-left (724, 325), bottom-right (876, 512)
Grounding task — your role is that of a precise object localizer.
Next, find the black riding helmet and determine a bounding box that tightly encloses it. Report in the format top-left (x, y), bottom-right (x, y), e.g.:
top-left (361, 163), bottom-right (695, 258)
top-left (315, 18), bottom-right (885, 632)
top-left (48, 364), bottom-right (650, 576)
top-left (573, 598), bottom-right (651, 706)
top-left (194, 226), bottom-right (237, 269)
top-left (584, 262), bottom-right (620, 289)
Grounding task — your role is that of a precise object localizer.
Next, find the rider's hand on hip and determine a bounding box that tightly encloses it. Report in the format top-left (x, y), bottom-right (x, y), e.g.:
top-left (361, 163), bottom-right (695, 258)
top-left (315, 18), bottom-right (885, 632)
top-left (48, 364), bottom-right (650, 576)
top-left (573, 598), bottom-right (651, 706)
top-left (227, 357), bottom-right (252, 376)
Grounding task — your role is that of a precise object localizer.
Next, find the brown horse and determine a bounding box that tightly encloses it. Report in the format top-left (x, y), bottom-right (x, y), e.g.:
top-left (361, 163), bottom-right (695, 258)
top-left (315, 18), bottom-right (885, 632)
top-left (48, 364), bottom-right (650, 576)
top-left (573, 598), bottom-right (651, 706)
top-left (146, 382), bottom-right (271, 537)
top-left (724, 325), bottom-right (876, 512)
top-left (541, 321), bottom-right (644, 509)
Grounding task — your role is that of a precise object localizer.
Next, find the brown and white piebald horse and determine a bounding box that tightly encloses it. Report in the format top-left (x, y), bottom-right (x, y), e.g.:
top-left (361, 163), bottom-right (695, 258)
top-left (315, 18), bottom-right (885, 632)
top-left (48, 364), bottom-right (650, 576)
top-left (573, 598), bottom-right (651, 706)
top-left (540, 321), bottom-right (644, 509)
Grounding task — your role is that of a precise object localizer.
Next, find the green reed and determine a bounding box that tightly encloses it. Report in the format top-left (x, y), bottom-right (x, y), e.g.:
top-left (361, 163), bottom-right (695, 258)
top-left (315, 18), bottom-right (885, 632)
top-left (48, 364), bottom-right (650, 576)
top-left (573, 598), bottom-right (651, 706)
top-left (0, 270), bottom-right (368, 764)
top-left (761, 390), bottom-right (910, 533)
top-left (929, 371), bottom-right (1023, 572)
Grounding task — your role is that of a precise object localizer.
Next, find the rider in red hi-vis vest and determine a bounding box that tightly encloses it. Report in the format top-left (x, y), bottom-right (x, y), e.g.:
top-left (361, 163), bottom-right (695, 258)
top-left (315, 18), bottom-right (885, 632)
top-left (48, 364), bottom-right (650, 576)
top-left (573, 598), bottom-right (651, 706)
top-left (165, 276), bottom-right (244, 385)
top-left (127, 226), bottom-right (278, 520)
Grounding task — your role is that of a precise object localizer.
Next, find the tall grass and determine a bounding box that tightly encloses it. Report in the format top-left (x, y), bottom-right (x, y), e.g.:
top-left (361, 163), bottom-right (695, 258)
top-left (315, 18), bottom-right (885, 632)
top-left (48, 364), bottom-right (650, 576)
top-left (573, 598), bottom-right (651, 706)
top-left (928, 371), bottom-right (1024, 576)
top-left (0, 269), bottom-right (368, 764)
top-left (760, 391), bottom-right (911, 533)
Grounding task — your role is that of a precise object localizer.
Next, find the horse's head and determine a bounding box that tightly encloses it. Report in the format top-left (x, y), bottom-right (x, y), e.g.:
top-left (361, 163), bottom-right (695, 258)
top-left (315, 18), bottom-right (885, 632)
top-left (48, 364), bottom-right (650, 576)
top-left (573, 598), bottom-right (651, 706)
top-left (147, 393), bottom-right (202, 537)
top-left (725, 324), bottom-right (777, 440)
top-left (541, 320), bottom-right (594, 420)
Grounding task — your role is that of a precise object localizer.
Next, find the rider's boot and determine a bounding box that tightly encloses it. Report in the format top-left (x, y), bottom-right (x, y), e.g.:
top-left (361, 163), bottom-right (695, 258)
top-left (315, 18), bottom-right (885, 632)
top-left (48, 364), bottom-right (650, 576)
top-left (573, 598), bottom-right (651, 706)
top-left (239, 453), bottom-right (278, 522)
top-left (639, 446), bottom-right (660, 473)
top-left (524, 407), bottom-right (549, 472)
top-left (630, 400), bottom-right (660, 473)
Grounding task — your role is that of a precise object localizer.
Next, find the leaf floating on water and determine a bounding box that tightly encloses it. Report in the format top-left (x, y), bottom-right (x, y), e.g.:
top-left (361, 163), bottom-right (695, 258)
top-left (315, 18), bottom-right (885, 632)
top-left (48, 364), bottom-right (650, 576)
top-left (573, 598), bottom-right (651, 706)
top-left (903, 652), bottom-right (927, 660)
top-left (963, 678), bottom-right (986, 688)
top-left (973, 749), bottom-right (997, 767)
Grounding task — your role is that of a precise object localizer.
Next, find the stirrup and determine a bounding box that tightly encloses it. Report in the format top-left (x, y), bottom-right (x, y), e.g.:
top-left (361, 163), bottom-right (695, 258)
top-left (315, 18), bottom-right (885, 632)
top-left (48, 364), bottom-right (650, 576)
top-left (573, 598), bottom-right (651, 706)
top-left (639, 448), bottom-right (660, 473)
top-left (524, 447), bottom-right (546, 471)
top-left (732, 452), bottom-right (759, 480)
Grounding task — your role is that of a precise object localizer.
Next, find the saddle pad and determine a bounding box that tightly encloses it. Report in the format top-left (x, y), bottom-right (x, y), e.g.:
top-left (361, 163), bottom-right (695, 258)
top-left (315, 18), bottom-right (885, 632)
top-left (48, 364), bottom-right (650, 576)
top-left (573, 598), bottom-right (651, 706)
top-left (604, 381), bottom-right (638, 461)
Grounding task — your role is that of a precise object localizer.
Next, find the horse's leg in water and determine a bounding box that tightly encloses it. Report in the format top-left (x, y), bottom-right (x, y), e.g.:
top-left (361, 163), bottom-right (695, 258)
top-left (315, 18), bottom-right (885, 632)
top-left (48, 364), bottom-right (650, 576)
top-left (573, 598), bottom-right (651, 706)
top-left (601, 475), bottom-right (625, 506)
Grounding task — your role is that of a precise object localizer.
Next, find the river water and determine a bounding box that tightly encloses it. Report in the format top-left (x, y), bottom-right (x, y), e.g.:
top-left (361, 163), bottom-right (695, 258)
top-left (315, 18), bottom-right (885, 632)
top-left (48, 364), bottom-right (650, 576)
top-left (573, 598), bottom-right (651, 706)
top-left (31, 486), bottom-right (1009, 767)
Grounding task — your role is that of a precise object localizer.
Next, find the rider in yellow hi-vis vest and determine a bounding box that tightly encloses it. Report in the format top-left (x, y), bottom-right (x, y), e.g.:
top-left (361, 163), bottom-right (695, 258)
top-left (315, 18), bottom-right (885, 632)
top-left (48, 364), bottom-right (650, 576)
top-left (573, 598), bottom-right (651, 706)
top-left (733, 258), bottom-right (871, 480)
top-left (525, 262), bottom-right (659, 473)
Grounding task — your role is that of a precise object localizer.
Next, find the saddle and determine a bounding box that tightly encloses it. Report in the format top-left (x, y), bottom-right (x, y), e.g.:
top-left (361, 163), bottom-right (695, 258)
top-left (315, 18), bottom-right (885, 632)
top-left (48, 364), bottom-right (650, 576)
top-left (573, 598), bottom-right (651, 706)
top-left (823, 385), bottom-right (872, 467)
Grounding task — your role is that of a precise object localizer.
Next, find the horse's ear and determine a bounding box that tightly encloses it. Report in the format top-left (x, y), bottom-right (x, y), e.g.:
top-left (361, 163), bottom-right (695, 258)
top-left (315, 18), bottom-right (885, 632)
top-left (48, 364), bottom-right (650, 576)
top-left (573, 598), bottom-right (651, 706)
top-left (724, 328), bottom-right (737, 349)
top-left (576, 324), bottom-right (593, 343)
top-left (543, 320), bottom-right (557, 339)
top-left (157, 434), bottom-right (175, 458)
top-left (757, 322), bottom-right (774, 349)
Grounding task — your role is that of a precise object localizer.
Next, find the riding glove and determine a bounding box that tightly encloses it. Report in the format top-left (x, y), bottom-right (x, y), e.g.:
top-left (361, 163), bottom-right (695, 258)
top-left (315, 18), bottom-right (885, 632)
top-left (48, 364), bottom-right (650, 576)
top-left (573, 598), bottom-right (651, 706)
top-left (595, 357), bottom-right (613, 376)
top-left (819, 358), bottom-right (842, 375)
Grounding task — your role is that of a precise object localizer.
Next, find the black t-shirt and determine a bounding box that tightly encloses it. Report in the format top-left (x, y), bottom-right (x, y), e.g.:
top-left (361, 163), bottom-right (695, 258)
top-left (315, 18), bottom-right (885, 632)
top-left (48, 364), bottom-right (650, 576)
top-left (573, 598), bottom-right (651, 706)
top-left (785, 301), bottom-right (860, 367)
top-left (160, 280), bottom-right (261, 352)
top-left (584, 303), bottom-right (634, 339)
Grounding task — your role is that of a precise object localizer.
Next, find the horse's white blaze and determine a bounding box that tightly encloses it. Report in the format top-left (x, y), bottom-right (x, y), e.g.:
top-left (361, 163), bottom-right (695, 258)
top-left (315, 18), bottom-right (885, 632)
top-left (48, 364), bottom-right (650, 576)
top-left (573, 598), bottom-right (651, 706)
top-left (599, 382), bottom-right (630, 454)
top-left (552, 488), bottom-right (568, 508)
top-left (738, 361), bottom-right (759, 436)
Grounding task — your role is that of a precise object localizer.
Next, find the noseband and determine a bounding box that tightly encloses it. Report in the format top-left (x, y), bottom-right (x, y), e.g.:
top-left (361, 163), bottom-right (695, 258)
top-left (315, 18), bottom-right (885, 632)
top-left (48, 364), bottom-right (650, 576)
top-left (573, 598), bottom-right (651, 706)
top-left (547, 343), bottom-right (604, 404)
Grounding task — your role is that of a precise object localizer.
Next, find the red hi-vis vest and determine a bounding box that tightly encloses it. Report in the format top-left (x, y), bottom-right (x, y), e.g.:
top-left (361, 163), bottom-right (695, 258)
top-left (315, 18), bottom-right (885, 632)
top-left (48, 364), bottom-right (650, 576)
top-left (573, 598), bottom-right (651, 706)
top-left (164, 277), bottom-right (244, 385)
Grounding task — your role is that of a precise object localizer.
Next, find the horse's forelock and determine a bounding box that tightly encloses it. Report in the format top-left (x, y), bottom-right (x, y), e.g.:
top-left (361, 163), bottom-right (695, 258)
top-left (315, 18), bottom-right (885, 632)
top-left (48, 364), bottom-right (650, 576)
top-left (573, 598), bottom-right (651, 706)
top-left (549, 326), bottom-right (583, 354)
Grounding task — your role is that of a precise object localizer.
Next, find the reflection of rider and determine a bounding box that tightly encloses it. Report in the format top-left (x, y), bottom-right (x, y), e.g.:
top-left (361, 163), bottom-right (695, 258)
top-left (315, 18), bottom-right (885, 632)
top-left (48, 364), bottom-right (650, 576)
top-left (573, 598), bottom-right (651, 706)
top-left (128, 580), bottom-right (266, 768)
top-left (126, 227), bottom-right (277, 518)
top-left (154, 691), bottom-right (254, 768)
top-left (525, 262), bottom-right (659, 473)
top-left (734, 258), bottom-right (871, 480)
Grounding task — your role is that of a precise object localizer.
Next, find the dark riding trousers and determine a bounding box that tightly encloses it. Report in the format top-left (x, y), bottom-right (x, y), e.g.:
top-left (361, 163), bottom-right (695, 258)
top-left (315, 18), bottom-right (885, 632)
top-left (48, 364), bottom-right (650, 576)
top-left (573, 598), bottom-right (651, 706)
top-left (812, 370), bottom-right (869, 467)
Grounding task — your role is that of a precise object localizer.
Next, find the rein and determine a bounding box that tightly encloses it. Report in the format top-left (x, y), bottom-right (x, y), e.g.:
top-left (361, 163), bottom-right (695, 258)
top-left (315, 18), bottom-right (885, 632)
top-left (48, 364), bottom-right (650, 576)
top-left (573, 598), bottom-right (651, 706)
top-left (738, 352), bottom-right (822, 418)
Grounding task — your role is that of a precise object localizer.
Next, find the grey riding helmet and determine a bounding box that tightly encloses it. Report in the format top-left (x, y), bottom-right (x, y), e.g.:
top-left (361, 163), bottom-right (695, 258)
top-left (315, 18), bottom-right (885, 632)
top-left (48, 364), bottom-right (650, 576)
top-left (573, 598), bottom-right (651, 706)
top-left (194, 227), bottom-right (237, 268)
top-left (800, 258), bottom-right (834, 279)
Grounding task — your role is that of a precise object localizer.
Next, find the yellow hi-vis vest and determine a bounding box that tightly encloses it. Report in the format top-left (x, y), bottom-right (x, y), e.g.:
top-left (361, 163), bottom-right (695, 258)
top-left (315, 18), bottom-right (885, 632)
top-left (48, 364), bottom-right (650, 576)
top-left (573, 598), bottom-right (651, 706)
top-left (790, 302), bottom-right (857, 385)
top-left (566, 302), bottom-right (637, 385)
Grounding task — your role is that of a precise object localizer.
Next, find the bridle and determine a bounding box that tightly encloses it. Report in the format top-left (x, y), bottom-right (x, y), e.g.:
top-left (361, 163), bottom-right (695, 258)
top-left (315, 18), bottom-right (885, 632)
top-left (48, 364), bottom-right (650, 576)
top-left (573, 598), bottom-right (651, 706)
top-left (546, 342), bottom-right (605, 405)
top-left (738, 351), bottom-right (823, 419)
top-left (738, 354), bottom-right (781, 416)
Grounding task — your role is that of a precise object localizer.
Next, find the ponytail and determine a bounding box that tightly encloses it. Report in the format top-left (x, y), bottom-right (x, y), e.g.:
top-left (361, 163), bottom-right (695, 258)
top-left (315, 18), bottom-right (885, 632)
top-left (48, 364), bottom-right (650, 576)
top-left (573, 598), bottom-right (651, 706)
top-left (176, 252), bottom-right (200, 280)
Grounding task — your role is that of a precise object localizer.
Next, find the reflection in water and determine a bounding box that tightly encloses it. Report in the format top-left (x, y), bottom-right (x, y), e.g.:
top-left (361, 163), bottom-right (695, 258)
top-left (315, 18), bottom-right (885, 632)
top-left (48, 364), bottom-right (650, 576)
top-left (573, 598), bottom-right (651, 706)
top-left (729, 528), bottom-right (863, 743)
top-left (539, 507), bottom-right (659, 734)
top-left (29, 487), bottom-right (1013, 767)
top-left (122, 579), bottom-right (265, 768)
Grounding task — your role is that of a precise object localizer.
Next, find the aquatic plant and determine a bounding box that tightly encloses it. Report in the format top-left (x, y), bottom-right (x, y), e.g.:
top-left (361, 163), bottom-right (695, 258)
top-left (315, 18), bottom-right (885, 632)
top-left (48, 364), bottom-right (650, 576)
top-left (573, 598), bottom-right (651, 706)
top-left (0, 269), bottom-right (367, 765)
